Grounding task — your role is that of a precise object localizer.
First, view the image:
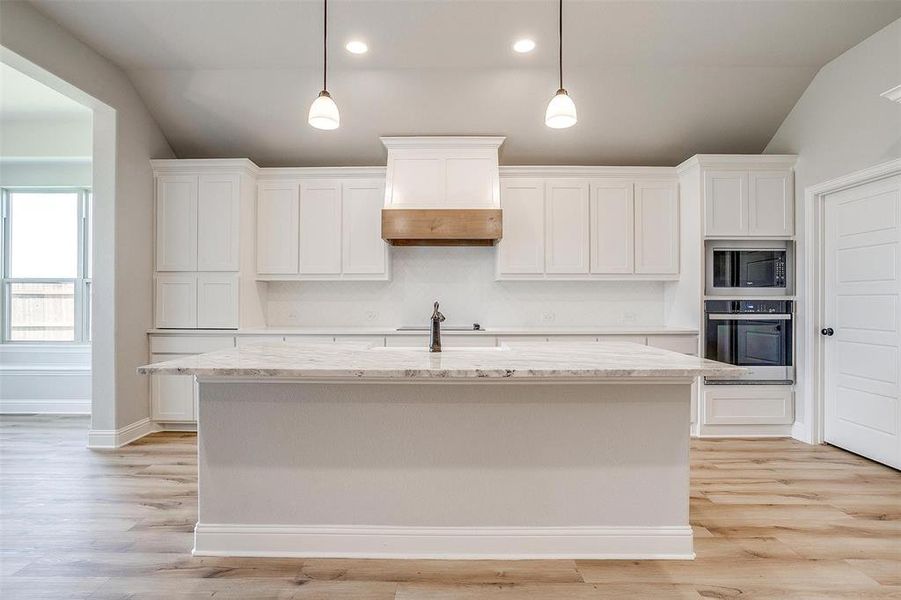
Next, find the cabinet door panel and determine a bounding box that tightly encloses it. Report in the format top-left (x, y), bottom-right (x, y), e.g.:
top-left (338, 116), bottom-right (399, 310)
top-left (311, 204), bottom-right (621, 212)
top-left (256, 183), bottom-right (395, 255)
top-left (704, 171), bottom-right (748, 236)
top-left (150, 353), bottom-right (195, 421)
top-left (196, 273), bottom-right (238, 329)
top-left (749, 170), bottom-right (793, 236)
top-left (197, 174), bottom-right (239, 271)
top-left (299, 180), bottom-right (342, 275)
top-left (497, 179), bottom-right (545, 275)
top-left (342, 180), bottom-right (387, 275)
top-left (635, 181), bottom-right (679, 274)
top-left (156, 175), bottom-right (197, 271)
top-left (590, 180), bottom-right (634, 274)
top-left (545, 180), bottom-right (590, 274)
top-left (646, 334), bottom-right (698, 356)
top-left (257, 184), bottom-right (299, 274)
top-left (154, 274), bottom-right (197, 329)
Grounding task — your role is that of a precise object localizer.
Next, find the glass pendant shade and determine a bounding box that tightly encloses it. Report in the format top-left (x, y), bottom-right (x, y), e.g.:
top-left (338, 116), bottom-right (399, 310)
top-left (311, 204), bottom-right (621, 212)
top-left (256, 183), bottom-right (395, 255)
top-left (545, 88), bottom-right (577, 129)
top-left (308, 90), bottom-right (340, 130)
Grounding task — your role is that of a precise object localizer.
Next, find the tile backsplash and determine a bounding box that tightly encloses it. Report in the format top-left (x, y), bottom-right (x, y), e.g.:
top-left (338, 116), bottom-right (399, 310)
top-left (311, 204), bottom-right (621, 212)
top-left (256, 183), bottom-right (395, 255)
top-left (266, 246), bottom-right (666, 328)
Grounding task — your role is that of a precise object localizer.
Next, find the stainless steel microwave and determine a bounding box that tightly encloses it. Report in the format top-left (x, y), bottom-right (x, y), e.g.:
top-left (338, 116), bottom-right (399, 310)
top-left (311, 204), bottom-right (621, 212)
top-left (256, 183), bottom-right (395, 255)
top-left (705, 240), bottom-right (793, 297)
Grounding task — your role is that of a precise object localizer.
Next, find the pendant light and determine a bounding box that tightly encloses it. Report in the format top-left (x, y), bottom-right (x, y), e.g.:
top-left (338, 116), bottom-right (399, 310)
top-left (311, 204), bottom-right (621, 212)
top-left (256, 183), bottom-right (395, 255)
top-left (308, 0), bottom-right (340, 130)
top-left (545, 0), bottom-right (577, 129)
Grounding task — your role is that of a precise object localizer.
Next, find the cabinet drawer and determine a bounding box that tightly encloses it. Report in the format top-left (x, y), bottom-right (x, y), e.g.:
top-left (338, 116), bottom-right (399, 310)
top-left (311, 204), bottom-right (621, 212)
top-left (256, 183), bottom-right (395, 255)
top-left (596, 335), bottom-right (647, 345)
top-left (150, 335), bottom-right (234, 354)
top-left (646, 335), bottom-right (698, 356)
top-left (547, 335), bottom-right (598, 343)
top-left (703, 386), bottom-right (793, 425)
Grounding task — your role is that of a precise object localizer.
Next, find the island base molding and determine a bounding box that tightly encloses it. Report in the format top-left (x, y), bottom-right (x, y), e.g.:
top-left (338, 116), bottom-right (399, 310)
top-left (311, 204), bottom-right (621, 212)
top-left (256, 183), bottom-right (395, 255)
top-left (193, 524), bottom-right (695, 560)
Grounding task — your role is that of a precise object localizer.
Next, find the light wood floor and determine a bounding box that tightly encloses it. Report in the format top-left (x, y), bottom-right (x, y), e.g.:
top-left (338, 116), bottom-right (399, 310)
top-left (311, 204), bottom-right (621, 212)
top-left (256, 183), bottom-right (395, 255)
top-left (1, 416), bottom-right (899, 599)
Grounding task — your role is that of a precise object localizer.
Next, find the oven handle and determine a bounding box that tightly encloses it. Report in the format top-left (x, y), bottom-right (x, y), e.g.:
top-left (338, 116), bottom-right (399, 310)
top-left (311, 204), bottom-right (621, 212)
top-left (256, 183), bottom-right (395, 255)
top-left (707, 313), bottom-right (792, 320)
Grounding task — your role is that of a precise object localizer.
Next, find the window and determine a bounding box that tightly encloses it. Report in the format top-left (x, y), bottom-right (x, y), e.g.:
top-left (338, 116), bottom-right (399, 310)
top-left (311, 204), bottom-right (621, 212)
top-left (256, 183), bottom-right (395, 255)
top-left (1, 189), bottom-right (92, 343)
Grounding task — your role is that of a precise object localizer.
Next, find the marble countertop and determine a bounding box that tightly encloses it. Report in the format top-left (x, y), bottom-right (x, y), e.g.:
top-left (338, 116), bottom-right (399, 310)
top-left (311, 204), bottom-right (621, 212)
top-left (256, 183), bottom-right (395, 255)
top-left (138, 341), bottom-right (743, 381)
top-left (146, 326), bottom-right (700, 336)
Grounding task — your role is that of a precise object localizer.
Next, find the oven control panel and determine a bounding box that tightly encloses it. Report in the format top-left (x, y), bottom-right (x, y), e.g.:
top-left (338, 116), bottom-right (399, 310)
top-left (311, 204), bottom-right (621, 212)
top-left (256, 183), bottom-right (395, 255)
top-left (704, 300), bottom-right (793, 314)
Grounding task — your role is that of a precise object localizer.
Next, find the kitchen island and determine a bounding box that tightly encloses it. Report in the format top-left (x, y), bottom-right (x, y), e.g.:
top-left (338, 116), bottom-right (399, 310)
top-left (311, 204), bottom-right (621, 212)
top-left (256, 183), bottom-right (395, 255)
top-left (139, 342), bottom-right (743, 559)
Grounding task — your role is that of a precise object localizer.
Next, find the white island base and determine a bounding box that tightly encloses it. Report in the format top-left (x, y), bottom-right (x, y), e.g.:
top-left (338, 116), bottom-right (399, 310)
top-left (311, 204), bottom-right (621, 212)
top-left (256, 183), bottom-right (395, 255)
top-left (193, 379), bottom-right (693, 560)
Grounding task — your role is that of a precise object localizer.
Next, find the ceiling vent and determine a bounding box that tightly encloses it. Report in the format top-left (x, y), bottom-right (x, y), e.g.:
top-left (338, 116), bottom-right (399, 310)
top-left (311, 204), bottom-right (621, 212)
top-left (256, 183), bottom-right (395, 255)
top-left (380, 136), bottom-right (505, 246)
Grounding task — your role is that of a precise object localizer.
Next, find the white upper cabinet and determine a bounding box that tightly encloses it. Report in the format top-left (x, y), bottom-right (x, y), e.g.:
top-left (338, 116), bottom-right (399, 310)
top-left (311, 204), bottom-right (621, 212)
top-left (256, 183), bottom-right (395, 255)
top-left (496, 174), bottom-right (679, 280)
top-left (156, 172), bottom-right (240, 272)
top-left (590, 180), bottom-right (634, 274)
top-left (342, 179), bottom-right (388, 276)
top-left (704, 170), bottom-right (748, 237)
top-left (256, 176), bottom-right (389, 280)
top-left (749, 170), bottom-right (793, 236)
top-left (704, 168), bottom-right (794, 237)
top-left (545, 180), bottom-right (590, 274)
top-left (299, 180), bottom-right (342, 275)
top-left (257, 183), bottom-right (299, 274)
top-left (497, 179), bottom-right (545, 276)
top-left (197, 174), bottom-right (240, 271)
top-left (635, 180), bottom-right (679, 275)
top-left (156, 175), bottom-right (198, 271)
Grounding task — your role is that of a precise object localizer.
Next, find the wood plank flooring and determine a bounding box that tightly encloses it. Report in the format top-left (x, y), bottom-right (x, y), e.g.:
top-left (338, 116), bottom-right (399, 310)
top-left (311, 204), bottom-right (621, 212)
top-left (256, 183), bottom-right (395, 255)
top-left (1, 415), bottom-right (898, 599)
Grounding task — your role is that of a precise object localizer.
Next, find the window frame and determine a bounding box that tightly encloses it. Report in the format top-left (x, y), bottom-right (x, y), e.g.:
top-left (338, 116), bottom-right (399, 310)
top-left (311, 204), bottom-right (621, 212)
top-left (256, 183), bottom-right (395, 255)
top-left (0, 187), bottom-right (92, 344)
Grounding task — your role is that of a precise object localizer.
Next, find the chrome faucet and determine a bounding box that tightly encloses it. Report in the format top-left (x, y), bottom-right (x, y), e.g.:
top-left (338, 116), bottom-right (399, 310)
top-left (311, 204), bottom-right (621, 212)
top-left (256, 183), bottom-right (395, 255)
top-left (429, 301), bottom-right (446, 352)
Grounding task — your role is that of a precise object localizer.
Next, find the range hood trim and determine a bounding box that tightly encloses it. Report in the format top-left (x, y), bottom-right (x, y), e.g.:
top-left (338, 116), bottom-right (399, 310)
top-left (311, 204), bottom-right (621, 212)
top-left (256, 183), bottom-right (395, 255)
top-left (381, 208), bottom-right (503, 247)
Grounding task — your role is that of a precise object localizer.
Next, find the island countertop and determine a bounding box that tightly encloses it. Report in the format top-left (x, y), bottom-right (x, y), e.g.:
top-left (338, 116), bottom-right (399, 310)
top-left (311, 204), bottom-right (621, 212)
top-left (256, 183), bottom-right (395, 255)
top-left (138, 341), bottom-right (744, 380)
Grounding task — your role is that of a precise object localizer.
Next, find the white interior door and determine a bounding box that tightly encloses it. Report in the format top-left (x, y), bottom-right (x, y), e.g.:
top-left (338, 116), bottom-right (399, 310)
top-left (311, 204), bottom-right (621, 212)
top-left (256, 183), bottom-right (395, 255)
top-left (824, 174), bottom-right (901, 469)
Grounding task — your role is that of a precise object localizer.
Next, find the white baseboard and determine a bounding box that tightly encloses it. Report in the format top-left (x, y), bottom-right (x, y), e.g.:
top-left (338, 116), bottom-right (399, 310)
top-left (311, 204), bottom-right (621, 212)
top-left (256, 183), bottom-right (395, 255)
top-left (0, 399), bottom-right (91, 414)
top-left (193, 524), bottom-right (695, 560)
top-left (88, 417), bottom-right (159, 449)
top-left (791, 421), bottom-right (815, 444)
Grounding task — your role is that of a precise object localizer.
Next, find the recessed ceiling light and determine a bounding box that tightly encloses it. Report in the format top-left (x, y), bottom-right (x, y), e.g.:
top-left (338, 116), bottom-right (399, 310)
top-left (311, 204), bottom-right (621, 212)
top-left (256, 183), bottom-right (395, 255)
top-left (513, 39), bottom-right (536, 53)
top-left (345, 40), bottom-right (368, 54)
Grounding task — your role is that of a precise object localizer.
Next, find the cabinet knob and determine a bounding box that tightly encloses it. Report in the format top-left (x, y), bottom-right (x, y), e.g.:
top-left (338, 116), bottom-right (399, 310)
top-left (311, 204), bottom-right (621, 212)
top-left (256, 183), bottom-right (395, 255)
top-left (821, 327), bottom-right (834, 337)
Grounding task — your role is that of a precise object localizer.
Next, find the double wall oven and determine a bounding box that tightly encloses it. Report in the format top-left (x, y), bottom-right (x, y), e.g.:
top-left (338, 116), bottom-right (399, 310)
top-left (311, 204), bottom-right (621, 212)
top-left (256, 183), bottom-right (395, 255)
top-left (704, 241), bottom-right (794, 385)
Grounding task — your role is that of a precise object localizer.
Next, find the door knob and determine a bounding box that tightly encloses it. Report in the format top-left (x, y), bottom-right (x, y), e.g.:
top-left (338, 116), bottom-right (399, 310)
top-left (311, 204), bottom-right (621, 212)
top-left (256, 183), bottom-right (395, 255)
top-left (821, 327), bottom-right (834, 336)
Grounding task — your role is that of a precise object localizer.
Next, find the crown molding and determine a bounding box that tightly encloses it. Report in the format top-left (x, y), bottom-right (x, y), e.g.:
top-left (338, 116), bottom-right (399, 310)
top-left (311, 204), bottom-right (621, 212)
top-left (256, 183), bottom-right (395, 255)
top-left (256, 166), bottom-right (387, 181)
top-left (380, 136), bottom-right (506, 150)
top-left (151, 158), bottom-right (260, 176)
top-left (675, 154), bottom-right (798, 174)
top-left (499, 165), bottom-right (676, 179)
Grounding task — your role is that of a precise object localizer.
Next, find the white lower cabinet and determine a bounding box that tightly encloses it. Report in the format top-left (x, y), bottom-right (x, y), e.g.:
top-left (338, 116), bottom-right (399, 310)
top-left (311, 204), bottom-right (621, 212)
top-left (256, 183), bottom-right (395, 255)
top-left (703, 386), bottom-right (793, 426)
top-left (150, 353), bottom-right (196, 422)
top-left (236, 335), bottom-right (285, 347)
top-left (646, 334), bottom-right (698, 355)
top-left (385, 335), bottom-right (429, 347)
top-left (284, 335), bottom-right (337, 344)
top-left (596, 335), bottom-right (647, 345)
top-left (149, 336), bottom-right (235, 423)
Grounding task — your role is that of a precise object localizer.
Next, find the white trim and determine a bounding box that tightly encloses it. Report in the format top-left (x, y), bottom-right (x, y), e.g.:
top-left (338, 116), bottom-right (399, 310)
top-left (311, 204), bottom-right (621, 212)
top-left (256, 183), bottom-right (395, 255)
top-left (800, 158), bottom-right (901, 445)
top-left (151, 158), bottom-right (259, 177)
top-left (87, 417), bottom-right (158, 449)
top-left (499, 165), bottom-right (676, 179)
top-left (675, 154), bottom-right (797, 174)
top-left (256, 166), bottom-right (386, 180)
top-left (880, 84), bottom-right (901, 104)
top-left (193, 523), bottom-right (694, 560)
top-left (0, 399), bottom-right (90, 414)
top-left (380, 136), bottom-right (506, 150)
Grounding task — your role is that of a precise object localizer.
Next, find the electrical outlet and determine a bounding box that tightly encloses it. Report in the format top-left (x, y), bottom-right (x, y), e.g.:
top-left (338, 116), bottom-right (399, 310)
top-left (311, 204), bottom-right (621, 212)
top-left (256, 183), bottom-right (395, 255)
top-left (623, 311), bottom-right (638, 323)
top-left (366, 311), bottom-right (378, 322)
top-left (542, 311), bottom-right (556, 322)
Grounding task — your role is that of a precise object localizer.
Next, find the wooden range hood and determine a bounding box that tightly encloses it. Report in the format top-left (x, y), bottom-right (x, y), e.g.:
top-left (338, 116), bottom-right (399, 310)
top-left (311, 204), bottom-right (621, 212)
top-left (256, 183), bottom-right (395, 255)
top-left (381, 208), bottom-right (502, 246)
top-left (380, 136), bottom-right (505, 247)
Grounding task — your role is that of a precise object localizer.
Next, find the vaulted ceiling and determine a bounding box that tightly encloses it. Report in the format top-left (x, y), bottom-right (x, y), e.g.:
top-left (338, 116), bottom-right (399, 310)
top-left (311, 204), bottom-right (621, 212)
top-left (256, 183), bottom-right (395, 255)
top-left (27, 0), bottom-right (901, 166)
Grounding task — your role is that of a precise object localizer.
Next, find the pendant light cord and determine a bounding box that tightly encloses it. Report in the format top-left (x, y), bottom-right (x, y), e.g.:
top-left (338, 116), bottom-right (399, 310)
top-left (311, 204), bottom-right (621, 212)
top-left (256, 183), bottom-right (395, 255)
top-left (323, 0), bottom-right (328, 91)
top-left (558, 0), bottom-right (563, 90)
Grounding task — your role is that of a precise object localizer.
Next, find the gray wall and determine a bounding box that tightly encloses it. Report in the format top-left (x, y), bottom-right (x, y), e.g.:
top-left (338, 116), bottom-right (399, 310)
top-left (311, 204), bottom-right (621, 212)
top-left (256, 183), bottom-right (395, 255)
top-left (765, 17), bottom-right (901, 426)
top-left (0, 1), bottom-right (175, 431)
